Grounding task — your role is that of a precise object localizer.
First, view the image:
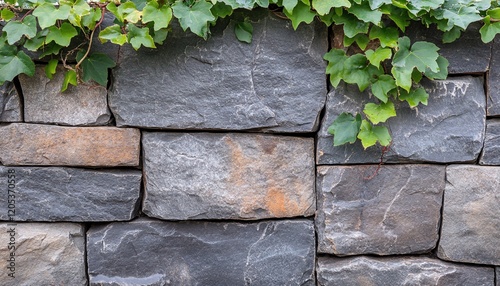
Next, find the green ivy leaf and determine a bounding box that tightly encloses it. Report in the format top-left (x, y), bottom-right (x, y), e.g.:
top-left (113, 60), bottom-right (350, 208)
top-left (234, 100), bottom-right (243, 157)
top-left (218, 0), bottom-right (269, 9)
top-left (61, 69), bottom-right (77, 92)
top-left (45, 59), bottom-right (58, 80)
top-left (46, 22), bottom-right (78, 47)
top-left (343, 54), bottom-right (382, 91)
top-left (81, 8), bottom-right (102, 30)
top-left (327, 112), bottom-right (362, 146)
top-left (172, 0), bottom-right (215, 39)
top-left (67, 0), bottom-right (91, 28)
top-left (99, 24), bottom-right (128, 45)
top-left (39, 43), bottom-right (64, 58)
top-left (0, 47), bottom-right (35, 83)
top-left (143, 0), bottom-right (173, 31)
top-left (283, 1), bottom-right (316, 30)
top-left (480, 16), bottom-right (500, 43)
top-left (107, 2), bottom-right (141, 23)
top-left (127, 24), bottom-right (156, 50)
top-left (399, 87), bottom-right (429, 108)
top-left (344, 34), bottom-right (369, 50)
top-left (151, 27), bottom-right (168, 44)
top-left (78, 53), bottom-right (116, 85)
top-left (312, 0), bottom-right (350, 15)
top-left (392, 36), bottom-right (440, 74)
top-left (369, 26), bottom-right (399, 48)
top-left (24, 31), bottom-right (47, 51)
top-left (211, 2), bottom-right (233, 18)
top-left (324, 49), bottom-right (348, 87)
top-left (235, 20), bottom-right (253, 43)
top-left (357, 120), bottom-right (391, 149)
top-left (348, 2), bottom-right (382, 25)
top-left (368, 0), bottom-right (391, 9)
top-left (283, 0), bottom-right (299, 14)
top-left (391, 65), bottom-right (413, 92)
top-left (365, 47), bottom-right (392, 68)
top-left (424, 55), bottom-right (448, 80)
top-left (3, 15), bottom-right (37, 45)
top-left (33, 3), bottom-right (70, 29)
top-left (1, 9), bottom-right (15, 21)
top-left (332, 12), bottom-right (370, 38)
top-left (363, 100), bottom-right (396, 124)
top-left (371, 75), bottom-right (396, 103)
top-left (442, 26), bottom-right (461, 43)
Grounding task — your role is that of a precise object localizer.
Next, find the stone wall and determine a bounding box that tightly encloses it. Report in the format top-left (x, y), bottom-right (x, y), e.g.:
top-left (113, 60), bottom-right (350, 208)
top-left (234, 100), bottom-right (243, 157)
top-left (0, 10), bottom-right (499, 285)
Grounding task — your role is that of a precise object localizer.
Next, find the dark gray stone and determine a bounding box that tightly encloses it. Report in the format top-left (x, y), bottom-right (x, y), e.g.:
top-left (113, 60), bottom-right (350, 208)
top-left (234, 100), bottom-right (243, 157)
top-left (142, 132), bottom-right (315, 220)
top-left (407, 22), bottom-right (491, 74)
top-left (0, 82), bottom-right (22, 122)
top-left (496, 268), bottom-right (499, 286)
top-left (316, 165), bottom-right (445, 256)
top-left (438, 165), bottom-right (500, 266)
top-left (87, 218), bottom-right (315, 285)
top-left (317, 76), bottom-right (486, 164)
top-left (488, 38), bottom-right (500, 115)
top-left (317, 256), bottom-right (495, 286)
top-left (0, 166), bottom-right (141, 221)
top-left (480, 120), bottom-right (500, 165)
top-left (109, 10), bottom-right (327, 132)
top-left (19, 65), bottom-right (111, 126)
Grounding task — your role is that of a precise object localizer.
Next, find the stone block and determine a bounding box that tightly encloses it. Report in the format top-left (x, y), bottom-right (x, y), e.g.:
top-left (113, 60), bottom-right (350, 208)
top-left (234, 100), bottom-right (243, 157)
top-left (19, 65), bottom-right (111, 126)
top-left (488, 38), bottom-right (500, 115)
top-left (0, 223), bottom-right (86, 285)
top-left (316, 165), bottom-right (444, 255)
top-left (142, 132), bottom-right (315, 220)
top-left (109, 10), bottom-right (327, 132)
top-left (87, 218), bottom-right (315, 285)
top-left (479, 120), bottom-right (500, 165)
top-left (317, 256), bottom-right (495, 286)
top-left (438, 165), bottom-right (500, 266)
top-left (317, 76), bottom-right (486, 164)
top-left (0, 166), bottom-right (141, 221)
top-left (0, 123), bottom-right (140, 167)
top-left (0, 82), bottom-right (22, 122)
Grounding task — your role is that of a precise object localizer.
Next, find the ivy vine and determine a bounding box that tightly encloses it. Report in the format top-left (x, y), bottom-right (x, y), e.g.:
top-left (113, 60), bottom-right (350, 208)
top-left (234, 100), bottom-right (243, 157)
top-left (0, 0), bottom-right (497, 148)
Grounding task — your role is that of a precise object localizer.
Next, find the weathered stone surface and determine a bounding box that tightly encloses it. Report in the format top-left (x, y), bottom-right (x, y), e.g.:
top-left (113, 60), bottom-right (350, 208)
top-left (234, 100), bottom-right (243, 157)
top-left (87, 218), bottom-right (315, 285)
top-left (0, 123), bottom-right (140, 166)
top-left (0, 82), bottom-right (22, 122)
top-left (110, 10), bottom-right (327, 132)
top-left (0, 223), bottom-right (86, 285)
top-left (317, 256), bottom-right (495, 286)
top-left (19, 66), bottom-right (111, 126)
top-left (0, 166), bottom-right (141, 221)
top-left (479, 120), bottom-right (500, 165)
top-left (317, 76), bottom-right (486, 164)
top-left (488, 38), bottom-right (500, 115)
top-left (438, 165), bottom-right (500, 266)
top-left (142, 132), bottom-right (315, 220)
top-left (496, 268), bottom-right (499, 286)
top-left (316, 165), bottom-right (444, 256)
top-left (407, 22), bottom-right (491, 74)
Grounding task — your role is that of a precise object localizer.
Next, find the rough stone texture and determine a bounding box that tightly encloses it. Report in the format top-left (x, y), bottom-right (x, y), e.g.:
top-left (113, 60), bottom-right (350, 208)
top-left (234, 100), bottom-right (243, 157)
top-left (19, 65), bottom-right (111, 126)
top-left (0, 82), bottom-right (22, 122)
top-left (316, 165), bottom-right (445, 256)
top-left (479, 120), bottom-right (500, 165)
top-left (496, 268), bottom-right (499, 286)
top-left (0, 166), bottom-right (141, 221)
top-left (142, 132), bottom-right (315, 220)
top-left (0, 123), bottom-right (140, 166)
top-left (438, 165), bottom-right (500, 266)
top-left (0, 223), bottom-right (86, 285)
top-left (87, 218), bottom-right (315, 285)
top-left (109, 10), bottom-right (327, 132)
top-left (317, 256), bottom-right (495, 286)
top-left (488, 38), bottom-right (500, 115)
top-left (317, 76), bottom-right (486, 164)
top-left (407, 22), bottom-right (491, 74)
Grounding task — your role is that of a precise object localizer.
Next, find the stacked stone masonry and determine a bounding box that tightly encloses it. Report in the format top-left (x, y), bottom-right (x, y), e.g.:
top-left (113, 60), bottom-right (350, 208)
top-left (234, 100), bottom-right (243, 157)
top-left (0, 10), bottom-right (499, 285)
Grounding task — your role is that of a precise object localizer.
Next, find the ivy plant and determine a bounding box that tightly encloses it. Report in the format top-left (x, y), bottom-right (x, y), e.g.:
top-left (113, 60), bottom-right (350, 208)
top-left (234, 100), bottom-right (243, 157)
top-left (0, 0), bottom-right (498, 148)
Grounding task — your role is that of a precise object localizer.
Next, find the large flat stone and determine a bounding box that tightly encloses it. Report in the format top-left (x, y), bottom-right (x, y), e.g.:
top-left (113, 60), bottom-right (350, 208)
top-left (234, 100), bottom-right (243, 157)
top-left (142, 132), bottom-right (315, 220)
top-left (0, 223), bottom-right (86, 285)
top-left (0, 166), bottom-right (141, 221)
top-left (488, 39), bottom-right (500, 115)
top-left (316, 165), bottom-right (445, 256)
top-left (497, 268), bottom-right (499, 286)
top-left (19, 65), bottom-right (111, 126)
top-left (317, 256), bottom-right (495, 286)
top-left (479, 120), bottom-right (500, 165)
top-left (109, 10), bottom-right (327, 132)
top-left (0, 123), bottom-right (140, 166)
top-left (0, 82), bottom-right (22, 122)
top-left (87, 218), bottom-right (315, 285)
top-left (317, 76), bottom-right (486, 164)
top-left (438, 165), bottom-right (500, 266)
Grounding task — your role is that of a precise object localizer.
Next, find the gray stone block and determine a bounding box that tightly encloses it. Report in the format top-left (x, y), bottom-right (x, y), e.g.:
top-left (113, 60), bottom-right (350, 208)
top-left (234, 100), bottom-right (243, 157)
top-left (317, 256), bottom-right (495, 286)
top-left (142, 132), bottom-right (315, 220)
top-left (496, 268), bottom-right (499, 286)
top-left (19, 65), bottom-right (111, 126)
top-left (488, 38), bottom-right (500, 115)
top-left (87, 218), bottom-right (315, 285)
top-left (317, 76), bottom-right (486, 164)
top-left (0, 82), bottom-right (22, 122)
top-left (0, 166), bottom-right (141, 221)
top-left (109, 10), bottom-right (327, 132)
top-left (316, 165), bottom-right (445, 256)
top-left (0, 223), bottom-right (86, 285)
top-left (438, 165), bottom-right (500, 266)
top-left (480, 120), bottom-right (500, 165)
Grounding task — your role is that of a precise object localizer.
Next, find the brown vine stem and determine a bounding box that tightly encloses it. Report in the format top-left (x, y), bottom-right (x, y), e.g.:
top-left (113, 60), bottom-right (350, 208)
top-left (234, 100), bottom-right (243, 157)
top-left (364, 141), bottom-right (392, 180)
top-left (75, 7), bottom-right (106, 71)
